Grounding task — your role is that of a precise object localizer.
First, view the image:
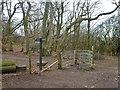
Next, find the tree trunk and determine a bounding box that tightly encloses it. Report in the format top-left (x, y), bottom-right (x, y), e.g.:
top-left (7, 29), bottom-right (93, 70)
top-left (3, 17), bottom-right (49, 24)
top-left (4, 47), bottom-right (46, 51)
top-left (41, 2), bottom-right (49, 39)
top-left (24, 23), bottom-right (29, 54)
top-left (72, 24), bottom-right (77, 50)
top-left (29, 48), bottom-right (31, 74)
top-left (55, 8), bottom-right (60, 52)
top-left (0, 1), bottom-right (3, 54)
top-left (46, 3), bottom-right (53, 54)
top-left (57, 51), bottom-right (62, 69)
top-left (76, 23), bottom-right (80, 49)
top-left (87, 20), bottom-right (90, 50)
top-left (9, 40), bottom-right (13, 51)
top-left (41, 2), bottom-right (49, 56)
top-left (20, 1), bottom-right (31, 54)
top-left (55, 2), bottom-right (64, 52)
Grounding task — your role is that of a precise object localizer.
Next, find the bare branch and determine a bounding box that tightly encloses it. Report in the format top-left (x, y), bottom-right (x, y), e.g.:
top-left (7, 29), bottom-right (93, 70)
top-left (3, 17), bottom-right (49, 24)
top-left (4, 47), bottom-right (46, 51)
top-left (11, 20), bottom-right (23, 33)
top-left (65, 4), bottom-right (120, 32)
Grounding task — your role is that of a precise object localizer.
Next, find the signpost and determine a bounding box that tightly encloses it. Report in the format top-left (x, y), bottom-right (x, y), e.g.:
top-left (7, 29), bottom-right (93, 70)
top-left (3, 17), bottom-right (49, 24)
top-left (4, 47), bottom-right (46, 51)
top-left (35, 38), bottom-right (46, 70)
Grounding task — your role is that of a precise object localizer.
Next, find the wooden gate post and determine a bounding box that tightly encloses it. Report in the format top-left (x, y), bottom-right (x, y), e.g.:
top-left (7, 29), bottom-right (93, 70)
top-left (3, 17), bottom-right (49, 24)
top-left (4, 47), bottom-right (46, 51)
top-left (73, 50), bottom-right (77, 64)
top-left (57, 51), bottom-right (62, 69)
top-left (92, 46), bottom-right (94, 64)
top-left (29, 48), bottom-right (32, 74)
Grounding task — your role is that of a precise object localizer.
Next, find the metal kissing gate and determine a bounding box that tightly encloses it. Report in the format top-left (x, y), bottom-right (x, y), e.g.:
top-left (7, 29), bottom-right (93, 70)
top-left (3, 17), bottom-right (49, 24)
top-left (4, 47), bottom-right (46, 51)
top-left (61, 49), bottom-right (93, 68)
top-left (75, 50), bottom-right (93, 68)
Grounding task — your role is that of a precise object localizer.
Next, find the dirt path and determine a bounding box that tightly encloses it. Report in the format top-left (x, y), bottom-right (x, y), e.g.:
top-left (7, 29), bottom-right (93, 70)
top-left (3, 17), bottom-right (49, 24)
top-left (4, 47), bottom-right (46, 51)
top-left (2, 52), bottom-right (118, 88)
top-left (2, 52), bottom-right (57, 71)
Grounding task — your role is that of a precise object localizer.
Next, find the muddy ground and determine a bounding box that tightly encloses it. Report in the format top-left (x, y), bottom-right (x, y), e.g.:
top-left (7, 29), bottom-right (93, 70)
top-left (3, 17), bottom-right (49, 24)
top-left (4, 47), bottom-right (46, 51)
top-left (2, 51), bottom-right (119, 88)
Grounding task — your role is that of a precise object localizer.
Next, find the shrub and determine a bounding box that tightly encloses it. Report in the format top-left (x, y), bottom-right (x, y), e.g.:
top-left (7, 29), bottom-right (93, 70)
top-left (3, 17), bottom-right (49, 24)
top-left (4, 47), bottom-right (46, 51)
top-left (93, 53), bottom-right (105, 60)
top-left (30, 44), bottom-right (39, 53)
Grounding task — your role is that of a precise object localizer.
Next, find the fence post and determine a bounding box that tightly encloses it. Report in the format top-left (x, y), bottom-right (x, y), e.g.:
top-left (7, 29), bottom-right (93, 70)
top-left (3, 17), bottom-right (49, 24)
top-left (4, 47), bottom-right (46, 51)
top-left (57, 51), bottom-right (62, 69)
top-left (29, 48), bottom-right (31, 74)
top-left (73, 50), bottom-right (77, 64)
top-left (89, 50), bottom-right (90, 63)
top-left (92, 46), bottom-right (94, 64)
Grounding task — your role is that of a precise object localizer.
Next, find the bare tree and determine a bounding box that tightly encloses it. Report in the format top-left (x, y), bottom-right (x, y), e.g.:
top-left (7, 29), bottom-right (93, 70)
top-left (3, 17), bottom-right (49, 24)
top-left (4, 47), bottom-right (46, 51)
top-left (61, 1), bottom-right (120, 51)
top-left (41, 2), bottom-right (49, 39)
top-left (19, 1), bottom-right (31, 54)
top-left (0, 0), bottom-right (4, 53)
top-left (2, 0), bottom-right (22, 51)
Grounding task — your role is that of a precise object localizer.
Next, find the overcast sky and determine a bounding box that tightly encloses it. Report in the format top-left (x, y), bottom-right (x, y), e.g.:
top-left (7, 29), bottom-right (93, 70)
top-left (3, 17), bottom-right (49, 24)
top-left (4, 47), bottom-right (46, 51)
top-left (101, 0), bottom-right (118, 12)
top-left (6, 0), bottom-right (119, 18)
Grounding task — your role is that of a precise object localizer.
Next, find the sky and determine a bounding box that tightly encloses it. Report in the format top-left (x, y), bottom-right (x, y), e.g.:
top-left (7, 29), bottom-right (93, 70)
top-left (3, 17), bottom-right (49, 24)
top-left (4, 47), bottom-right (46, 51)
top-left (97, 0), bottom-right (119, 19)
top-left (6, 0), bottom-right (119, 19)
top-left (101, 0), bottom-right (118, 12)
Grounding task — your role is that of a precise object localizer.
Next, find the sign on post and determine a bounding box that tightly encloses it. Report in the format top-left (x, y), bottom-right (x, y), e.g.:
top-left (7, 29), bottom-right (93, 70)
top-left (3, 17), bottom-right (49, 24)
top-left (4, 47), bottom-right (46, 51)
top-left (35, 38), bottom-right (46, 70)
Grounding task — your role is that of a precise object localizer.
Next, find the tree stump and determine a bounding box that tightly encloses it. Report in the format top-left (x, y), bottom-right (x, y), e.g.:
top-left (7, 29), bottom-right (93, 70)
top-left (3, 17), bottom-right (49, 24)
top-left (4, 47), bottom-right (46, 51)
top-left (37, 61), bottom-right (48, 66)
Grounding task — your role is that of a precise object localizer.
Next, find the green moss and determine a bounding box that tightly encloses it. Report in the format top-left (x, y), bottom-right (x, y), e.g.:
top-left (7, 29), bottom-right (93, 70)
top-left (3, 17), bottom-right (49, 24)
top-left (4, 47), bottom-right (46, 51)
top-left (0, 65), bottom-right (16, 73)
top-left (0, 60), bottom-right (15, 66)
top-left (81, 68), bottom-right (91, 71)
top-left (70, 64), bottom-right (74, 66)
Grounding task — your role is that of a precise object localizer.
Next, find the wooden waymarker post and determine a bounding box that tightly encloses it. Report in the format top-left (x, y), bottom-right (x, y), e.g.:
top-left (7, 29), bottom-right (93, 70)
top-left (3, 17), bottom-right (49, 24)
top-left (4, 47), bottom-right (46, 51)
top-left (29, 48), bottom-right (31, 74)
top-left (57, 51), bottom-right (62, 69)
top-left (35, 38), bottom-right (46, 70)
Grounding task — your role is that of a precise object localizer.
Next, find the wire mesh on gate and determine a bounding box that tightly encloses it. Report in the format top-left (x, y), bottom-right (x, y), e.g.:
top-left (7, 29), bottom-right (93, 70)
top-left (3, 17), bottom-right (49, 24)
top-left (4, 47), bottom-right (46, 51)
top-left (75, 50), bottom-right (93, 68)
top-left (61, 51), bottom-right (73, 68)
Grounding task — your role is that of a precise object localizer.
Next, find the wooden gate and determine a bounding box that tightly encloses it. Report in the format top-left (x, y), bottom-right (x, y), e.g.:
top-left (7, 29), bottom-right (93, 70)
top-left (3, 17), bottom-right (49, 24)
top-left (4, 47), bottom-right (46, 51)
top-left (61, 51), bottom-right (73, 68)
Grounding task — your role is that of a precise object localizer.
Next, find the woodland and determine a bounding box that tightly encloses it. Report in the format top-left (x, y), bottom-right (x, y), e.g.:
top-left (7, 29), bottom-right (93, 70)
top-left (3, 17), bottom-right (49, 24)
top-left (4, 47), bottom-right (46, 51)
top-left (0, 0), bottom-right (120, 57)
top-left (0, 0), bottom-right (120, 88)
